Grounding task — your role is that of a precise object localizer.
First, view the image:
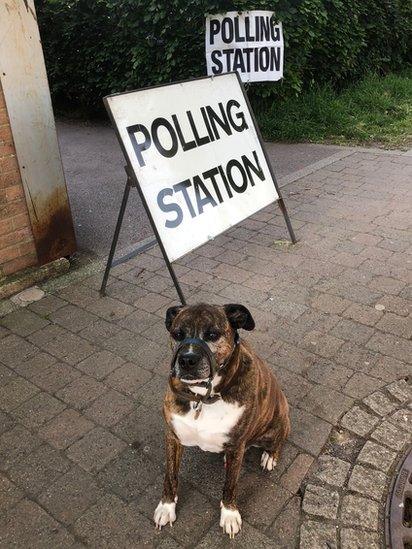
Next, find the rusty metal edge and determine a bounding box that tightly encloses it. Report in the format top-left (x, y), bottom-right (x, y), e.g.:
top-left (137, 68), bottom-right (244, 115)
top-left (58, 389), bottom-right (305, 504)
top-left (385, 444), bottom-right (412, 549)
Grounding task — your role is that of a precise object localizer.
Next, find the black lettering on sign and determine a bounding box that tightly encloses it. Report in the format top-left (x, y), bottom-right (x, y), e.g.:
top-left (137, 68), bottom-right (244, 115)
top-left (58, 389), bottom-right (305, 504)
top-left (227, 159), bottom-right (248, 193)
top-left (206, 102), bottom-right (232, 139)
top-left (126, 100), bottom-right (250, 166)
top-left (127, 123), bottom-right (151, 167)
top-left (242, 47), bottom-right (253, 71)
top-left (200, 107), bottom-right (216, 142)
top-left (259, 15), bottom-right (270, 41)
top-left (203, 167), bottom-right (223, 203)
top-left (157, 188), bottom-right (183, 228)
top-left (211, 50), bottom-right (223, 74)
top-left (271, 24), bottom-right (280, 41)
top-left (227, 99), bottom-right (248, 132)
top-left (232, 49), bottom-right (245, 72)
top-left (151, 117), bottom-right (178, 158)
top-left (193, 175), bottom-right (217, 214)
top-left (187, 111), bottom-right (210, 146)
top-left (209, 19), bottom-right (220, 44)
top-left (172, 114), bottom-right (196, 152)
top-left (242, 150), bottom-right (264, 184)
top-left (260, 47), bottom-right (269, 71)
top-left (245, 16), bottom-right (254, 41)
top-left (155, 150), bottom-right (266, 228)
top-left (173, 180), bottom-right (196, 218)
top-left (222, 49), bottom-right (234, 71)
top-left (233, 17), bottom-right (245, 42)
top-left (221, 17), bottom-right (234, 43)
top-left (271, 47), bottom-right (281, 71)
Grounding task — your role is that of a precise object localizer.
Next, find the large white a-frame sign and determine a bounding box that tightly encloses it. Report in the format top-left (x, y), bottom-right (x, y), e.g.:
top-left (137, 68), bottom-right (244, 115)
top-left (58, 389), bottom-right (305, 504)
top-left (102, 73), bottom-right (295, 303)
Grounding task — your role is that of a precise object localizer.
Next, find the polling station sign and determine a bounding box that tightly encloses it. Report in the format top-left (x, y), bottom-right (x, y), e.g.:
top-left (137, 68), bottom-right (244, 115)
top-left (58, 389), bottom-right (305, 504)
top-left (104, 73), bottom-right (279, 263)
top-left (205, 11), bottom-right (284, 83)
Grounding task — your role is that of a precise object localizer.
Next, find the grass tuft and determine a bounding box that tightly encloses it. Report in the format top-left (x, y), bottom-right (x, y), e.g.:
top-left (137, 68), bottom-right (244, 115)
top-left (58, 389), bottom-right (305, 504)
top-left (255, 70), bottom-right (412, 149)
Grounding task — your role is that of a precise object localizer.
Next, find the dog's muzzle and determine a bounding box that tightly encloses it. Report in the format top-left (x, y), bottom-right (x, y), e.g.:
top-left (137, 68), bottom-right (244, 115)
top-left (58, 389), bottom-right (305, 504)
top-left (170, 332), bottom-right (239, 383)
top-left (169, 333), bottom-right (239, 418)
top-left (170, 337), bottom-right (218, 382)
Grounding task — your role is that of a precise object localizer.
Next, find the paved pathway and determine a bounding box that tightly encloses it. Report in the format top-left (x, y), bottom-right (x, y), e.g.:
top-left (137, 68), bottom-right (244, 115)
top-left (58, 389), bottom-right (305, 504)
top-left (0, 147), bottom-right (411, 548)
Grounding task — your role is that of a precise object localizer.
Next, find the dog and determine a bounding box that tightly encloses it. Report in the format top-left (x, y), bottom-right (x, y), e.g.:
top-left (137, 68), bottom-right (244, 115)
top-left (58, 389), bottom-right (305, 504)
top-left (154, 303), bottom-right (290, 538)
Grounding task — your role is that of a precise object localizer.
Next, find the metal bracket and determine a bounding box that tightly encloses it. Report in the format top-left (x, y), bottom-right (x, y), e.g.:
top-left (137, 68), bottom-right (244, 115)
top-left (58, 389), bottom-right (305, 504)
top-left (100, 166), bottom-right (186, 305)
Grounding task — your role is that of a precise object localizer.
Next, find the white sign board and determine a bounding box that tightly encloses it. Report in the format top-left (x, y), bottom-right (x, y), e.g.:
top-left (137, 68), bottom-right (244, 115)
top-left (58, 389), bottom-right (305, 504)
top-left (105, 73), bottom-right (279, 262)
top-left (205, 11), bottom-right (284, 83)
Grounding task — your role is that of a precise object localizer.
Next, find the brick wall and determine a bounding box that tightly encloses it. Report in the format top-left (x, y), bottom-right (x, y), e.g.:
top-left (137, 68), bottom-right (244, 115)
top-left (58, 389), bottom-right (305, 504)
top-left (0, 81), bottom-right (38, 277)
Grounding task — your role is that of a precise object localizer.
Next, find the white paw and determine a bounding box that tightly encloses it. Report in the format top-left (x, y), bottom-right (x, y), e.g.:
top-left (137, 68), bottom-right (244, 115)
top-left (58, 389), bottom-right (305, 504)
top-left (261, 451), bottom-right (277, 471)
top-left (220, 502), bottom-right (242, 538)
top-left (154, 500), bottom-right (176, 530)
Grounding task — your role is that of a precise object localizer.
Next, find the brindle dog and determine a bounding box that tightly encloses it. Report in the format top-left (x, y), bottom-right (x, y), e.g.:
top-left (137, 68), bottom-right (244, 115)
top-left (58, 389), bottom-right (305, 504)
top-left (154, 303), bottom-right (290, 538)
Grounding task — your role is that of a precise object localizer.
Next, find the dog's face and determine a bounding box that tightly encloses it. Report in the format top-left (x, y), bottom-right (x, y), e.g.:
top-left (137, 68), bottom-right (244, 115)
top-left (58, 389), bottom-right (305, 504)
top-left (165, 303), bottom-right (255, 383)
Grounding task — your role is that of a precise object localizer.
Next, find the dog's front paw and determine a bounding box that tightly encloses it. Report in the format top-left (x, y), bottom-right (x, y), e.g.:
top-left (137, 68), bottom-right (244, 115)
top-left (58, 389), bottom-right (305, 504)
top-left (154, 499), bottom-right (176, 530)
top-left (261, 451), bottom-right (277, 471)
top-left (220, 502), bottom-right (242, 538)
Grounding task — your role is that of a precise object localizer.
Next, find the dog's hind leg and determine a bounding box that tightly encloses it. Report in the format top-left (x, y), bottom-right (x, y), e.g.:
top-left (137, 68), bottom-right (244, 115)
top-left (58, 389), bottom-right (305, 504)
top-left (154, 428), bottom-right (183, 530)
top-left (258, 417), bottom-right (290, 472)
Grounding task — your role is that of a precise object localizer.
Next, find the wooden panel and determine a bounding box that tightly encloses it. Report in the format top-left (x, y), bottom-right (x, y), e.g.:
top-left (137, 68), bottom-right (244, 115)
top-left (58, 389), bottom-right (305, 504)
top-left (0, 0), bottom-right (76, 264)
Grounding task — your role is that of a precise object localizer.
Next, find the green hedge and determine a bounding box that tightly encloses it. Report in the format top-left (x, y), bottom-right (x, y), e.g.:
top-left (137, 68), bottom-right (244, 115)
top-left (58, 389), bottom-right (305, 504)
top-left (36, 0), bottom-right (411, 112)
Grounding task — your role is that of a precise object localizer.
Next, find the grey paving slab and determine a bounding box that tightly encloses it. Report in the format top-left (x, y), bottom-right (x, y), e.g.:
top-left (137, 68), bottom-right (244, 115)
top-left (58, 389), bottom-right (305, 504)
top-left (1, 146), bottom-right (411, 547)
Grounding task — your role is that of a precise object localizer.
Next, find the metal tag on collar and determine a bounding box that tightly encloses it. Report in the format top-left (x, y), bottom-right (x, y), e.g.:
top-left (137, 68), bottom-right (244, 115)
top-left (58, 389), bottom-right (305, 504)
top-left (193, 400), bottom-right (203, 420)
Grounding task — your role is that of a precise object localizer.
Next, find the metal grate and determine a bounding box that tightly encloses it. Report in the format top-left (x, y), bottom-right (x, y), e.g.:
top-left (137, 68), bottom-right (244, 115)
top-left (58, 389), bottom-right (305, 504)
top-left (386, 446), bottom-right (412, 549)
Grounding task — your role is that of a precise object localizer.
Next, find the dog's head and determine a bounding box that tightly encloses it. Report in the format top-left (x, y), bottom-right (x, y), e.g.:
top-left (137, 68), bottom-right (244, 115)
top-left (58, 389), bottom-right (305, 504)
top-left (165, 303), bottom-right (255, 383)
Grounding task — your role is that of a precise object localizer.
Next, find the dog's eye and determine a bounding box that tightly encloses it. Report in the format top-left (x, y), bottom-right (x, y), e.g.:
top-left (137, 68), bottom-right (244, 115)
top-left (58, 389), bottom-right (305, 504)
top-left (172, 329), bottom-right (184, 341)
top-left (205, 331), bottom-right (220, 342)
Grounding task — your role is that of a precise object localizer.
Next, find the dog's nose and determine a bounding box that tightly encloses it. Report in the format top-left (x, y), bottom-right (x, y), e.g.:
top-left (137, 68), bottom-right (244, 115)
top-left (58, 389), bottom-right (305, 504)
top-left (178, 351), bottom-right (201, 368)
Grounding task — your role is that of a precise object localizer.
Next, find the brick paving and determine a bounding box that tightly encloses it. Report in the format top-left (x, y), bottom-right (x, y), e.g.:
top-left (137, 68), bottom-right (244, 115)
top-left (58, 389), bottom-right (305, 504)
top-left (0, 147), bottom-right (411, 548)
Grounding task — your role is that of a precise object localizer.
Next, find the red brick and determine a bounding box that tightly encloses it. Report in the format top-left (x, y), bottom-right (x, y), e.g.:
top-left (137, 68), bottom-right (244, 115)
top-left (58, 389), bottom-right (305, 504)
top-left (0, 141), bottom-right (15, 156)
top-left (0, 217), bottom-right (13, 236)
top-left (2, 252), bottom-right (38, 275)
top-left (0, 154), bottom-right (19, 173)
top-left (0, 169), bottom-right (21, 188)
top-left (0, 243), bottom-right (21, 262)
top-left (12, 212), bottom-right (31, 230)
top-left (19, 240), bottom-right (37, 256)
top-left (0, 227), bottom-right (32, 249)
top-left (5, 185), bottom-right (24, 201)
top-left (0, 108), bottom-right (9, 125)
top-left (1, 199), bottom-right (27, 218)
top-left (0, 123), bottom-right (13, 142)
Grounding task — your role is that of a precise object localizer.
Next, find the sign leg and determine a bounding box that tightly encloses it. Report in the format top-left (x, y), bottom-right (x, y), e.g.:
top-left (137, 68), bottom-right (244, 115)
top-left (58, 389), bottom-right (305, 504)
top-left (100, 178), bottom-right (131, 296)
top-left (277, 197), bottom-right (297, 244)
top-left (164, 259), bottom-right (187, 306)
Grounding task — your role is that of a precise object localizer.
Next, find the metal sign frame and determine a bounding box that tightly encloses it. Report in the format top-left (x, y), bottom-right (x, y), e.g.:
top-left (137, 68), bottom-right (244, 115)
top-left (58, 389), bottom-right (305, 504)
top-left (100, 72), bottom-right (296, 305)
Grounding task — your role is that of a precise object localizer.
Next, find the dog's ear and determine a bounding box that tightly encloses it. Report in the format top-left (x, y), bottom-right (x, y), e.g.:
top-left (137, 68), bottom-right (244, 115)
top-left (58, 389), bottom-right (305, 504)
top-left (224, 304), bottom-right (255, 331)
top-left (165, 305), bottom-right (183, 331)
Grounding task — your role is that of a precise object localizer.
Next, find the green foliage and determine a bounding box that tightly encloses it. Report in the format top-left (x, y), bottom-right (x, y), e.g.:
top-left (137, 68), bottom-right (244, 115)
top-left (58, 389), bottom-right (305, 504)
top-left (36, 0), bottom-right (411, 112)
top-left (255, 70), bottom-right (412, 147)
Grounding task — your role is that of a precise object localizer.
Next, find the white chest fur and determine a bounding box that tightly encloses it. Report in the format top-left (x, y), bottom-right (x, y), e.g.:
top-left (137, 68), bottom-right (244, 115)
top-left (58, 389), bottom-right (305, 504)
top-left (171, 399), bottom-right (244, 453)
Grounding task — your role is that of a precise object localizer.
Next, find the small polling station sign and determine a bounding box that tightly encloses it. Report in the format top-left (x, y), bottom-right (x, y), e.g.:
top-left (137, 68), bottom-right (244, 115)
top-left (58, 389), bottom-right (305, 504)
top-left (205, 11), bottom-right (284, 83)
top-left (101, 73), bottom-right (295, 304)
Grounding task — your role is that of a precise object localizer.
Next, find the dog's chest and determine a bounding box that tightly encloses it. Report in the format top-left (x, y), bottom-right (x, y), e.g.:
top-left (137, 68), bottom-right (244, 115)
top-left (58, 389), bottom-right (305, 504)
top-left (171, 399), bottom-right (244, 453)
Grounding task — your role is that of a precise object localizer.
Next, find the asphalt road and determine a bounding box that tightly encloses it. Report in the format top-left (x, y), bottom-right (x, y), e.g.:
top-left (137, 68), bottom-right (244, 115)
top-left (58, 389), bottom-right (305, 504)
top-left (56, 119), bottom-right (343, 258)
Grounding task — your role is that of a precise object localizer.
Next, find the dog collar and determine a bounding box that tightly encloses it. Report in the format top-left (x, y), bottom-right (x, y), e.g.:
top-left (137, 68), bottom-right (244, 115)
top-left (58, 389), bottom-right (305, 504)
top-left (169, 331), bottom-right (240, 418)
